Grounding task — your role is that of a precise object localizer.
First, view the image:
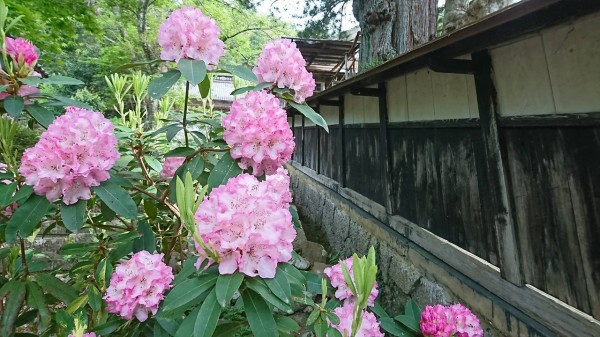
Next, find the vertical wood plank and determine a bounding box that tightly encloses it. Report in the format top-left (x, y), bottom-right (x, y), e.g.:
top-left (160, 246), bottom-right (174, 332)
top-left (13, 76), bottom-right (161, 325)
top-left (291, 113), bottom-right (295, 161)
top-left (301, 115), bottom-right (306, 167)
top-left (472, 50), bottom-right (524, 286)
top-left (339, 95), bottom-right (346, 187)
top-left (316, 104), bottom-right (321, 175)
top-left (378, 83), bottom-right (394, 214)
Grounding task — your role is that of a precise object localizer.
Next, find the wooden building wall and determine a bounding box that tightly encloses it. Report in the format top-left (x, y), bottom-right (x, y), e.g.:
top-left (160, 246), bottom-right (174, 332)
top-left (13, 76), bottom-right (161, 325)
top-left (290, 10), bottom-right (600, 330)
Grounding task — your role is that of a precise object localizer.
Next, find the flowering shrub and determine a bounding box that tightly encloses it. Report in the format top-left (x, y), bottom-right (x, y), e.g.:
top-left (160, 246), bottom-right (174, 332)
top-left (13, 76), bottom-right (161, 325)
top-left (157, 6), bottom-right (225, 66)
top-left (222, 90), bottom-right (295, 176)
top-left (194, 168), bottom-right (295, 278)
top-left (324, 256), bottom-right (379, 306)
top-left (331, 302), bottom-right (384, 337)
top-left (160, 156), bottom-right (185, 179)
top-left (253, 38), bottom-right (315, 103)
top-left (104, 251), bottom-right (174, 322)
top-left (420, 304), bottom-right (484, 337)
top-left (19, 106), bottom-right (119, 205)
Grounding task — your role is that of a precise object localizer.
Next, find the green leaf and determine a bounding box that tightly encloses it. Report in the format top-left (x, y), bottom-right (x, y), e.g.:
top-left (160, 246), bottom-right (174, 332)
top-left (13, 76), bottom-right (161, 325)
top-left (178, 59), bottom-right (207, 86)
top-left (215, 272), bottom-right (244, 307)
top-left (59, 243), bottom-right (94, 256)
top-left (0, 280), bottom-right (26, 336)
top-left (213, 322), bottom-right (244, 337)
top-left (193, 288), bottom-right (222, 337)
top-left (264, 268), bottom-right (292, 304)
top-left (165, 147), bottom-right (195, 158)
top-left (112, 59), bottom-right (162, 73)
top-left (173, 257), bottom-right (198, 285)
top-left (133, 220), bottom-right (156, 253)
top-left (61, 200), bottom-right (86, 233)
top-left (244, 278), bottom-right (293, 313)
top-left (302, 271), bottom-right (325, 295)
top-left (23, 76), bottom-right (84, 86)
top-left (92, 181), bottom-right (137, 219)
top-left (371, 301), bottom-right (390, 318)
top-left (5, 194), bottom-right (52, 242)
top-left (95, 259), bottom-right (113, 290)
top-left (379, 317), bottom-right (411, 337)
top-left (230, 82), bottom-right (272, 96)
top-left (327, 327), bottom-right (343, 337)
top-left (148, 70), bottom-right (181, 100)
top-left (47, 95), bottom-right (93, 109)
top-left (199, 76), bottom-right (211, 98)
top-left (11, 185), bottom-right (33, 204)
top-left (394, 314), bottom-right (420, 334)
top-left (144, 199), bottom-right (158, 219)
top-left (242, 288), bottom-right (278, 337)
top-left (289, 101), bottom-right (329, 132)
top-left (25, 281), bottom-right (50, 331)
top-left (290, 205), bottom-right (301, 229)
top-left (15, 309), bottom-right (38, 327)
top-left (88, 285), bottom-right (102, 312)
top-left (179, 156), bottom-right (205, 180)
top-left (207, 153), bottom-right (242, 191)
top-left (0, 182), bottom-right (17, 207)
top-left (278, 263), bottom-right (306, 286)
top-left (405, 299), bottom-right (421, 322)
top-left (174, 306), bottom-right (201, 337)
top-left (4, 95), bottom-right (24, 117)
top-left (313, 317), bottom-right (328, 337)
top-left (219, 64), bottom-right (258, 83)
top-left (162, 273), bottom-right (218, 312)
top-left (26, 105), bottom-right (55, 128)
top-left (93, 320), bottom-right (121, 335)
top-left (275, 315), bottom-right (300, 334)
top-left (36, 273), bottom-right (78, 305)
top-left (144, 156), bottom-right (163, 173)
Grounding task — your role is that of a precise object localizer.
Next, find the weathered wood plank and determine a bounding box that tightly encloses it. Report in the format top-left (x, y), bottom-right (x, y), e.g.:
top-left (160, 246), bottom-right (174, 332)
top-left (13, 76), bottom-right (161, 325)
top-left (344, 128), bottom-right (384, 205)
top-left (339, 95), bottom-right (346, 188)
top-left (378, 82), bottom-right (394, 214)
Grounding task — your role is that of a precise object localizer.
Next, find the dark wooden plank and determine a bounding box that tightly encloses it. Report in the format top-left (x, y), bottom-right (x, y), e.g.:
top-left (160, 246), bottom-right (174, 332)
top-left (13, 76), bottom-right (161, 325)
top-left (472, 50), bottom-right (523, 285)
top-left (304, 128), bottom-right (319, 171)
top-left (429, 58), bottom-right (474, 74)
top-left (378, 82), bottom-right (394, 214)
top-left (345, 127), bottom-right (384, 205)
top-left (301, 116), bottom-right (306, 166)
top-left (316, 104), bottom-right (321, 175)
top-left (499, 113), bottom-right (600, 127)
top-left (339, 95), bottom-right (346, 188)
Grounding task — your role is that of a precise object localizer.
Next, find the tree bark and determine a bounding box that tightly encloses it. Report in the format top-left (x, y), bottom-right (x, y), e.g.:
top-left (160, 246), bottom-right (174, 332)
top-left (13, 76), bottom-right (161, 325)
top-left (443, 0), bottom-right (517, 34)
top-left (353, 0), bottom-right (437, 69)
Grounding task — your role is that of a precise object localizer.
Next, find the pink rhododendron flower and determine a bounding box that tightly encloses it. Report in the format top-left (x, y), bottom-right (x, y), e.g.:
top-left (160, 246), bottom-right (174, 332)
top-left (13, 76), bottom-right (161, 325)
top-left (253, 38), bottom-right (315, 103)
top-left (329, 302), bottom-right (384, 337)
top-left (157, 6), bottom-right (225, 67)
top-left (194, 168), bottom-right (295, 278)
top-left (0, 84), bottom-right (40, 104)
top-left (104, 251), bottom-right (174, 322)
top-left (5, 37), bottom-right (38, 67)
top-left (160, 156), bottom-right (185, 179)
top-left (420, 304), bottom-right (483, 337)
top-left (324, 257), bottom-right (379, 306)
top-left (19, 106), bottom-right (119, 205)
top-left (222, 91), bottom-right (294, 176)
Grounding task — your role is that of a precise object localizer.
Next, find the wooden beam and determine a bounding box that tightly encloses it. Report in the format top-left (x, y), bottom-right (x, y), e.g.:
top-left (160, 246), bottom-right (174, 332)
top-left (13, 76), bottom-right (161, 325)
top-left (350, 87), bottom-right (382, 97)
top-left (472, 50), bottom-right (524, 286)
top-left (429, 58), bottom-right (474, 74)
top-left (339, 95), bottom-right (346, 187)
top-left (301, 115), bottom-right (306, 167)
top-left (377, 82), bottom-right (394, 214)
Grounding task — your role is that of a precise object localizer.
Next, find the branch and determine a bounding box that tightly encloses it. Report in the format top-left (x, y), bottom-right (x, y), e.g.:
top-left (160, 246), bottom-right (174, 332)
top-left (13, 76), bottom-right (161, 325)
top-left (223, 26), bottom-right (277, 42)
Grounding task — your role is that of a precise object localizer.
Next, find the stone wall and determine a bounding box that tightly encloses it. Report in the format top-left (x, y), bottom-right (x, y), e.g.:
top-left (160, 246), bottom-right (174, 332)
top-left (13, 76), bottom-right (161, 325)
top-left (288, 163), bottom-right (556, 337)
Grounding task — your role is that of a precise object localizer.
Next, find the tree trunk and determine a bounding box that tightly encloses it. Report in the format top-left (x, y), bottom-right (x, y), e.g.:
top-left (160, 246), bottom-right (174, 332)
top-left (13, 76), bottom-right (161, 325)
top-left (353, 0), bottom-right (437, 70)
top-left (443, 0), bottom-right (517, 34)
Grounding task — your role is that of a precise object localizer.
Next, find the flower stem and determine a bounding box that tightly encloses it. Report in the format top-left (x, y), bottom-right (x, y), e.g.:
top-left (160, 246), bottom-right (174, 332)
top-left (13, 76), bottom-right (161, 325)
top-left (19, 238), bottom-right (28, 277)
top-left (183, 81), bottom-right (190, 147)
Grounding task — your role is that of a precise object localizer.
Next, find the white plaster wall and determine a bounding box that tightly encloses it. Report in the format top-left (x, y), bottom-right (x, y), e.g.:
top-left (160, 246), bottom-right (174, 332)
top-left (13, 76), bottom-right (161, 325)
top-left (490, 11), bottom-right (600, 116)
top-left (343, 93), bottom-right (380, 125)
top-left (387, 76), bottom-right (409, 122)
top-left (293, 114), bottom-right (303, 127)
top-left (320, 105), bottom-right (340, 125)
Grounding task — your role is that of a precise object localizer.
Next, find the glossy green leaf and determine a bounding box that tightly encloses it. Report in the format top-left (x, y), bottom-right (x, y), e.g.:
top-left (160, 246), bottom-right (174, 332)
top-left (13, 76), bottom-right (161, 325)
top-left (92, 181), bottom-right (137, 219)
top-left (244, 278), bottom-right (292, 313)
top-left (405, 299), bottom-right (421, 322)
top-left (5, 195), bottom-right (52, 242)
top-left (371, 301), bottom-right (390, 318)
top-left (0, 182), bottom-right (17, 207)
top-left (26, 281), bottom-right (50, 331)
top-left (165, 147), bottom-right (195, 158)
top-left (36, 273), bottom-right (78, 304)
top-left (394, 314), bottom-right (420, 334)
top-left (302, 271), bottom-right (325, 295)
top-left (148, 70), bottom-right (181, 100)
top-left (207, 153), bottom-right (242, 191)
top-left (174, 306), bottom-right (201, 337)
top-left (264, 268), bottom-right (292, 304)
top-left (23, 76), bottom-right (83, 86)
top-left (61, 200), bottom-right (86, 233)
top-left (219, 64), bottom-right (257, 82)
top-left (230, 82), bottom-right (272, 96)
top-left (313, 317), bottom-right (328, 337)
top-left (47, 95), bottom-right (93, 109)
top-left (95, 259), bottom-right (113, 291)
top-left (26, 105), bottom-right (55, 128)
top-left (379, 317), bottom-right (411, 337)
top-left (92, 320), bottom-right (121, 335)
top-left (112, 59), bottom-right (163, 73)
top-left (289, 101), bottom-right (329, 132)
top-left (275, 315), bottom-right (300, 334)
top-left (15, 309), bottom-right (38, 327)
top-left (199, 75), bottom-right (211, 98)
top-left (180, 156), bottom-right (205, 180)
top-left (213, 322), bottom-right (244, 337)
top-left (133, 220), bottom-right (156, 253)
top-left (178, 59), bottom-right (207, 86)
top-left (0, 280), bottom-right (26, 336)
top-left (215, 272), bottom-right (244, 307)
top-left (10, 185), bottom-right (33, 204)
top-left (59, 243), bottom-right (94, 256)
top-left (242, 288), bottom-right (278, 337)
top-left (4, 95), bottom-right (24, 117)
top-left (193, 289), bottom-right (222, 337)
top-left (290, 205), bottom-right (301, 229)
top-left (88, 285), bottom-right (102, 312)
top-left (162, 273), bottom-right (217, 312)
top-left (327, 327), bottom-right (343, 337)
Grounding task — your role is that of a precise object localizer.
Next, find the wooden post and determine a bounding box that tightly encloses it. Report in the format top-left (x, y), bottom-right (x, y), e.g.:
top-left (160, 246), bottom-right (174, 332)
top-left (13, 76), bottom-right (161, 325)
top-left (472, 50), bottom-right (524, 286)
top-left (316, 104), bottom-right (321, 174)
top-left (301, 115), bottom-right (306, 167)
top-left (339, 95), bottom-right (346, 187)
top-left (378, 82), bottom-right (394, 214)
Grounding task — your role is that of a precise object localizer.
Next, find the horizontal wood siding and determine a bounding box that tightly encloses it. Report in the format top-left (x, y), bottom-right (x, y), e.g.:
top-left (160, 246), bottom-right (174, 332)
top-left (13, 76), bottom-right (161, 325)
top-left (304, 127), bottom-right (319, 171)
top-left (503, 126), bottom-right (600, 317)
top-left (389, 127), bottom-right (499, 265)
top-left (345, 126), bottom-right (385, 205)
top-left (319, 126), bottom-right (341, 181)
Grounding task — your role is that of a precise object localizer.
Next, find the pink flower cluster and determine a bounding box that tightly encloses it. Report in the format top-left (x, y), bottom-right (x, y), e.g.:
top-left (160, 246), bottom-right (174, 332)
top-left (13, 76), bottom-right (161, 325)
top-left (19, 106), bottom-right (119, 205)
top-left (157, 6), bottom-right (225, 67)
top-left (6, 37), bottom-right (38, 67)
top-left (420, 304), bottom-right (483, 337)
top-left (160, 156), bottom-right (185, 179)
top-left (324, 257), bottom-right (379, 306)
top-left (104, 251), bottom-right (174, 322)
top-left (222, 91), bottom-right (294, 176)
top-left (253, 38), bottom-right (315, 103)
top-left (194, 168), bottom-right (295, 278)
top-left (331, 302), bottom-right (384, 337)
